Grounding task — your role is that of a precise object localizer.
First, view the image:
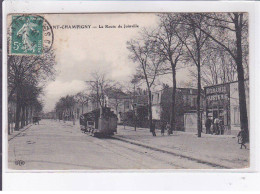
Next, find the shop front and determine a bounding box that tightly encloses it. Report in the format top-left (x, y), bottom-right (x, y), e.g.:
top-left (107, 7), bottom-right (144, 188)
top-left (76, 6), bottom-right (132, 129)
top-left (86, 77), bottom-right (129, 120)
top-left (205, 83), bottom-right (231, 134)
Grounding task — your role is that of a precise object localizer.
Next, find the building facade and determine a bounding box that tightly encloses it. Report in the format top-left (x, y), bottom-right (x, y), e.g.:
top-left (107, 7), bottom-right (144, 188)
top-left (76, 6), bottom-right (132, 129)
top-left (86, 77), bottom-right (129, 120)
top-left (151, 87), bottom-right (203, 131)
top-left (204, 80), bottom-right (249, 135)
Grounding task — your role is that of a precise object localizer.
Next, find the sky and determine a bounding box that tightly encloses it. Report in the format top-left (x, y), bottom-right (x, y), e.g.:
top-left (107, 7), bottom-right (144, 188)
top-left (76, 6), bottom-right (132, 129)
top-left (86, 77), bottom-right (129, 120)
top-left (42, 14), bottom-right (190, 112)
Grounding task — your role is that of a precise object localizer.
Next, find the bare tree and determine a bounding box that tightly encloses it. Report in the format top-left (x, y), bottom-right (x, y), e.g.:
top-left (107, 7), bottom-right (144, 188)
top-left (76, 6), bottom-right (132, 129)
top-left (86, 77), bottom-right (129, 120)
top-left (190, 45), bottom-right (237, 86)
top-left (74, 92), bottom-right (90, 114)
top-left (147, 13), bottom-right (184, 132)
top-left (55, 95), bottom-right (76, 121)
top-left (196, 13), bottom-right (249, 141)
top-left (86, 70), bottom-right (116, 110)
top-left (127, 38), bottom-right (164, 131)
top-left (8, 49), bottom-right (56, 130)
top-left (174, 13), bottom-right (209, 137)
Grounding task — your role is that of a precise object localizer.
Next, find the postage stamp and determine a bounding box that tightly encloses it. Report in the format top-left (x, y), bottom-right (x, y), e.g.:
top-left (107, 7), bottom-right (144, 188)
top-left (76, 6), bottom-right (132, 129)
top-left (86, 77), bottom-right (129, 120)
top-left (11, 15), bottom-right (43, 55)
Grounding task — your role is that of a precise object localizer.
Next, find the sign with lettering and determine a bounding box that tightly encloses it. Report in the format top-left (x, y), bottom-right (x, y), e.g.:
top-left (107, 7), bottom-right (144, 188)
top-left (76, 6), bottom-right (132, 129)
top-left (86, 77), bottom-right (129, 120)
top-left (205, 83), bottom-right (230, 109)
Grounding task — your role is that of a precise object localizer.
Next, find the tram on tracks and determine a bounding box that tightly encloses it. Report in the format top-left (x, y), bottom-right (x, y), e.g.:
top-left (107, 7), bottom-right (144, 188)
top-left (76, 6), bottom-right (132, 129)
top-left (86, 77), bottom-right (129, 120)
top-left (80, 107), bottom-right (117, 137)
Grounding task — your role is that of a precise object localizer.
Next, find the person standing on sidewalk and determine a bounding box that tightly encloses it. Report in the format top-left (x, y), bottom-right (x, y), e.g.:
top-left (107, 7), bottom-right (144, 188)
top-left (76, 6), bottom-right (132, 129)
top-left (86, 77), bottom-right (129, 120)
top-left (219, 119), bottom-right (224, 135)
top-left (161, 122), bottom-right (165, 136)
top-left (213, 117), bottom-right (220, 135)
top-left (205, 117), bottom-right (212, 134)
top-left (166, 122), bottom-right (171, 136)
top-left (150, 121), bottom-right (156, 136)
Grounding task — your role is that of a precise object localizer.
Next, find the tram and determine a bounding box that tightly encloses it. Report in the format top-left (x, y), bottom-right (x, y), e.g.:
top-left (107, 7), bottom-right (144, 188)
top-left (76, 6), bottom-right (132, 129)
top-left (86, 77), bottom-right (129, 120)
top-left (80, 107), bottom-right (117, 137)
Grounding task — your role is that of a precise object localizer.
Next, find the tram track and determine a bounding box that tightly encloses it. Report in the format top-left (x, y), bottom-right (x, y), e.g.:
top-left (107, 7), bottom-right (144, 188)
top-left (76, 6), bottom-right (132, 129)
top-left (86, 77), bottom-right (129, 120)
top-left (8, 120), bottom-right (231, 169)
top-left (83, 132), bottom-right (229, 169)
top-left (110, 135), bottom-right (230, 169)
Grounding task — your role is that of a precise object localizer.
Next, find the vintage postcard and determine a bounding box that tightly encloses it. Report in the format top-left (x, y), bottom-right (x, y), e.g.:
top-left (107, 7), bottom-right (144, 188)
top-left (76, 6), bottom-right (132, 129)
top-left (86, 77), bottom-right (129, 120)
top-left (5, 12), bottom-right (251, 171)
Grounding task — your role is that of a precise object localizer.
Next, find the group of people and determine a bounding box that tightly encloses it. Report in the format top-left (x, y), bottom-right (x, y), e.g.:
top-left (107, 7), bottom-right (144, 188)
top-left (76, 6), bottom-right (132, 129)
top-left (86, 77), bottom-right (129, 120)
top-left (205, 117), bottom-right (225, 135)
top-left (150, 121), bottom-right (172, 136)
top-left (150, 118), bottom-right (248, 149)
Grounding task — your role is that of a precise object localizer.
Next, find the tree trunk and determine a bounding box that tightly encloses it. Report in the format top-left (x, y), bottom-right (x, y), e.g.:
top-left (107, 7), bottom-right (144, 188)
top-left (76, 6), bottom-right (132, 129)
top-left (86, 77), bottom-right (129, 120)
top-left (25, 106), bottom-right (29, 125)
top-left (170, 66), bottom-right (177, 132)
top-left (30, 106), bottom-right (33, 123)
top-left (235, 14), bottom-right (249, 141)
top-left (21, 105), bottom-right (25, 128)
top-left (8, 112), bottom-right (11, 135)
top-left (148, 89), bottom-right (153, 130)
top-left (15, 100), bottom-right (21, 131)
top-left (197, 60), bottom-right (202, 138)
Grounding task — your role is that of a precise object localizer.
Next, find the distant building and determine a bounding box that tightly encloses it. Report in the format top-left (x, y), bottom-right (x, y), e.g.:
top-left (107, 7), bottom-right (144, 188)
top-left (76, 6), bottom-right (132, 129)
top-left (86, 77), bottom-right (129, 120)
top-left (42, 111), bottom-right (56, 119)
top-left (105, 89), bottom-right (132, 123)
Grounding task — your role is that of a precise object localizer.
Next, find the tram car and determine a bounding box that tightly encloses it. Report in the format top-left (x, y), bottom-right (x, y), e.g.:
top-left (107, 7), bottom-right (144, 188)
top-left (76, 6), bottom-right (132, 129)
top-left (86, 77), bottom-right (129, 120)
top-left (80, 107), bottom-right (118, 137)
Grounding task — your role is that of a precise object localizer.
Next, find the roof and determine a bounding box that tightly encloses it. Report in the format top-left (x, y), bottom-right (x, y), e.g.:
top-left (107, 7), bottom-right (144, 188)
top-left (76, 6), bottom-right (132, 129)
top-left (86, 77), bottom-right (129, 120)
top-left (105, 88), bottom-right (130, 99)
top-left (153, 87), bottom-right (203, 96)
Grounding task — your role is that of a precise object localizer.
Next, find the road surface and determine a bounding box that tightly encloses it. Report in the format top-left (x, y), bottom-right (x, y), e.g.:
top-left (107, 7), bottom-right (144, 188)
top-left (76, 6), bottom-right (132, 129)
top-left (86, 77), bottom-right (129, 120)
top-left (8, 119), bottom-right (220, 170)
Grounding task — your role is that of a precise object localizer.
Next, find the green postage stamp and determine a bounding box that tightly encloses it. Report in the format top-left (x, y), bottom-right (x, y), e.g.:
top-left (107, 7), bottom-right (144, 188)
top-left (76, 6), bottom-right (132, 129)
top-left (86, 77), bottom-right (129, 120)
top-left (11, 15), bottom-right (43, 55)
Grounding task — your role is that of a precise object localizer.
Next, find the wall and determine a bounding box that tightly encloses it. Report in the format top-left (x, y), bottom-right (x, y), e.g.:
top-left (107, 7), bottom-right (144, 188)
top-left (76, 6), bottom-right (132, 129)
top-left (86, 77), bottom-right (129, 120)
top-left (184, 113), bottom-right (197, 133)
top-left (230, 80), bottom-right (249, 135)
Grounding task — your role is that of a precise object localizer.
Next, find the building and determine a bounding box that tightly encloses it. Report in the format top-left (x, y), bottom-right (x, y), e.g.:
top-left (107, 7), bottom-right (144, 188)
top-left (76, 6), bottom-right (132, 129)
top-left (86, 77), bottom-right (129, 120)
top-left (105, 92), bottom-right (132, 123)
top-left (151, 87), bottom-right (204, 131)
top-left (204, 80), bottom-right (249, 135)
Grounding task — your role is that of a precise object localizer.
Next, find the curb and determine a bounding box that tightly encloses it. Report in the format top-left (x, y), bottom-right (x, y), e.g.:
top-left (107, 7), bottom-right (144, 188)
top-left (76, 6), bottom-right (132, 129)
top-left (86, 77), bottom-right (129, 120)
top-left (112, 135), bottom-right (231, 169)
top-left (8, 124), bottom-right (33, 141)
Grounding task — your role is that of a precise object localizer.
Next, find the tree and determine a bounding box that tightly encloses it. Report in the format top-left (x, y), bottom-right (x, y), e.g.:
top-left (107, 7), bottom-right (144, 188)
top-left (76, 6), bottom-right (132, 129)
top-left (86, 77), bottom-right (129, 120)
top-left (86, 70), bottom-right (116, 110)
top-left (174, 13), bottom-right (209, 137)
top-left (55, 95), bottom-right (76, 121)
top-left (74, 92), bottom-right (90, 114)
top-left (148, 13), bottom-right (184, 132)
top-left (199, 45), bottom-right (237, 86)
top-left (195, 13), bottom-right (249, 141)
top-left (127, 38), bottom-right (164, 131)
top-left (8, 52), bottom-right (56, 130)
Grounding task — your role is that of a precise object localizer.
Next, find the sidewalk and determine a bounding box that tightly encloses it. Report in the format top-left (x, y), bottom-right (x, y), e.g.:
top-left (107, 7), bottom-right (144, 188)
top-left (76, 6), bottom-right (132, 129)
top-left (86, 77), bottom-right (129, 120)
top-left (115, 125), bottom-right (250, 169)
top-left (8, 124), bottom-right (33, 141)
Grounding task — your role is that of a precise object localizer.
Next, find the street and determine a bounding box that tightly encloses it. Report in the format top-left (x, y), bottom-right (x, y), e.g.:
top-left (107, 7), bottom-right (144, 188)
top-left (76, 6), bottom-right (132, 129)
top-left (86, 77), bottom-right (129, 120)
top-left (7, 119), bottom-right (240, 170)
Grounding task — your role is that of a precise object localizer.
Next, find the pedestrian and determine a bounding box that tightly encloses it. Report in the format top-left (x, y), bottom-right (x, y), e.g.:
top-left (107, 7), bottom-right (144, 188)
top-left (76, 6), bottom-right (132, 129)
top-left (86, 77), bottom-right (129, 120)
top-left (150, 121), bottom-right (156, 136)
top-left (166, 122), bottom-right (171, 136)
top-left (213, 117), bottom-right (220, 135)
top-left (161, 122), bottom-right (165, 136)
top-left (219, 119), bottom-right (224, 135)
top-left (237, 129), bottom-right (247, 149)
top-left (205, 117), bottom-right (212, 134)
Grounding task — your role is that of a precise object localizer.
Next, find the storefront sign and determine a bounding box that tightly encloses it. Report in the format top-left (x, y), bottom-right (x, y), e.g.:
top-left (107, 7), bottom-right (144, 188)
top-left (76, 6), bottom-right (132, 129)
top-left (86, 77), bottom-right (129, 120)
top-left (205, 84), bottom-right (230, 108)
